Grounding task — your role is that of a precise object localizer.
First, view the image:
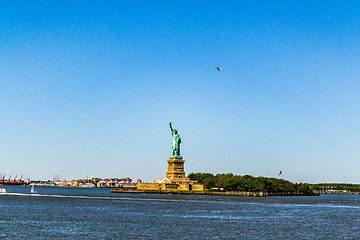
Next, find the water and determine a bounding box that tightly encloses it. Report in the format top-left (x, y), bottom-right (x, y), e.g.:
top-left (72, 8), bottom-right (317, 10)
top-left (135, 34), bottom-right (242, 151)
top-left (1, 186), bottom-right (360, 239)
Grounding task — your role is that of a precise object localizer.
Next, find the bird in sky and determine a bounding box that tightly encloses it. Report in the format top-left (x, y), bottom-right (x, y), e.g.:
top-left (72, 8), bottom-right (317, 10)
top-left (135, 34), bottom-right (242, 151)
top-left (215, 67), bottom-right (222, 71)
top-left (278, 170), bottom-right (283, 176)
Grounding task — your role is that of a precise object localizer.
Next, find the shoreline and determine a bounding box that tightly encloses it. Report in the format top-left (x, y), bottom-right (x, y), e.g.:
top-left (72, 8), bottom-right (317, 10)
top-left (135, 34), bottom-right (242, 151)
top-left (111, 189), bottom-right (320, 197)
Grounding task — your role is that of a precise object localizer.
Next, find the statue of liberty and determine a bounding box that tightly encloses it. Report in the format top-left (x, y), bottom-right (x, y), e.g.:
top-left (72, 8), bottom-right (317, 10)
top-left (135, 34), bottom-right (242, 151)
top-left (169, 121), bottom-right (181, 158)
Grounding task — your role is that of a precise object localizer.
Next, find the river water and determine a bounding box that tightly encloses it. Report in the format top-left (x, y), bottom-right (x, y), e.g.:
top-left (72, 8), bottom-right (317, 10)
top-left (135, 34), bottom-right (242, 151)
top-left (0, 186), bottom-right (359, 239)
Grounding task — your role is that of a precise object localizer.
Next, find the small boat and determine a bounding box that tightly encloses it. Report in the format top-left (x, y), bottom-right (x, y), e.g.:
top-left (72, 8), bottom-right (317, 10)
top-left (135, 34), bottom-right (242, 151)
top-left (0, 187), bottom-right (6, 193)
top-left (31, 185), bottom-right (37, 194)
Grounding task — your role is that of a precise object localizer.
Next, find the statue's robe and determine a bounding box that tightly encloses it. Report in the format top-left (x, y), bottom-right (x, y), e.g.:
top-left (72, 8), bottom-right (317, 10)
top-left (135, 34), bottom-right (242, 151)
top-left (171, 132), bottom-right (181, 156)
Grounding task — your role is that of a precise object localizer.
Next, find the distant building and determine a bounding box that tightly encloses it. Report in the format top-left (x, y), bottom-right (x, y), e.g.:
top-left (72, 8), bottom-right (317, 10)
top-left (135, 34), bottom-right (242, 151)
top-left (70, 177), bottom-right (133, 188)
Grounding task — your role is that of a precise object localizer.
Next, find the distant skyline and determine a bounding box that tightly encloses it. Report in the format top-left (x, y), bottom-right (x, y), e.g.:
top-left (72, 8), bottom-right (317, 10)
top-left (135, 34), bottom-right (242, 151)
top-left (1, 1), bottom-right (360, 183)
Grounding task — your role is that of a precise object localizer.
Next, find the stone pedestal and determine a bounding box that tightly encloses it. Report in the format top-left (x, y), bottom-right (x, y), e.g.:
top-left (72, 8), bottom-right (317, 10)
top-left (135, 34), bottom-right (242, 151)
top-left (137, 156), bottom-right (204, 192)
top-left (166, 157), bottom-right (186, 180)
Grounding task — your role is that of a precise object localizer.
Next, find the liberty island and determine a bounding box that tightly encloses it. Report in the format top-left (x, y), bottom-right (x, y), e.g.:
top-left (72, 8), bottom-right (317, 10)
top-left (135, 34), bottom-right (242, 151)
top-left (111, 122), bottom-right (310, 196)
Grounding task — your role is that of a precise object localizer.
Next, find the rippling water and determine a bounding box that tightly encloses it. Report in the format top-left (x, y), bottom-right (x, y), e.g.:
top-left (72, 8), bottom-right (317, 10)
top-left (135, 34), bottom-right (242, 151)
top-left (1, 186), bottom-right (359, 239)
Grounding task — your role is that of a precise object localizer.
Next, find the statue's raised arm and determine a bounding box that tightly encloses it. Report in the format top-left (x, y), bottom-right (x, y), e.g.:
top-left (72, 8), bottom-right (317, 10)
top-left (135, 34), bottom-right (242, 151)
top-left (169, 121), bottom-right (174, 133)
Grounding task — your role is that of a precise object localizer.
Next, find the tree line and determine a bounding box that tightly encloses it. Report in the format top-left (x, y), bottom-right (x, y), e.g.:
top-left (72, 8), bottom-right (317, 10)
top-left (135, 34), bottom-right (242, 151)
top-left (188, 173), bottom-right (313, 194)
top-left (310, 183), bottom-right (360, 192)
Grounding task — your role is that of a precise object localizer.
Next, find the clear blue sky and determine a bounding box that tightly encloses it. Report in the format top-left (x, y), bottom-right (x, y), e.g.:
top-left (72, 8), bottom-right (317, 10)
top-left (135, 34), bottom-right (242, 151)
top-left (1, 1), bottom-right (359, 183)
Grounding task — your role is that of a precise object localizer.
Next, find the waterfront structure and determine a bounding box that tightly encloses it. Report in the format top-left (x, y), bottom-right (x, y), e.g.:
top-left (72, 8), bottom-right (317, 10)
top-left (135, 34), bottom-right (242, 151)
top-left (0, 174), bottom-right (30, 186)
top-left (137, 122), bottom-right (203, 191)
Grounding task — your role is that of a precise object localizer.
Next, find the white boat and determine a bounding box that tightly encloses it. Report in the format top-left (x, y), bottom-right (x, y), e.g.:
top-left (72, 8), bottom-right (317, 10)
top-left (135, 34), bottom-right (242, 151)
top-left (0, 187), bottom-right (6, 193)
top-left (31, 185), bottom-right (37, 194)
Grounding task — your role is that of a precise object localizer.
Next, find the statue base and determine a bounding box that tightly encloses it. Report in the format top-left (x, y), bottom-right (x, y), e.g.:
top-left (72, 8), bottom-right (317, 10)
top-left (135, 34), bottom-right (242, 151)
top-left (166, 157), bottom-right (186, 180)
top-left (137, 157), bottom-right (204, 192)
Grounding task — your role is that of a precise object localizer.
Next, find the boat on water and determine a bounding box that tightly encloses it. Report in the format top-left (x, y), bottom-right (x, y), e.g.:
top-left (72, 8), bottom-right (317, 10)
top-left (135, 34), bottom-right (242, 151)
top-left (0, 175), bottom-right (30, 186)
top-left (31, 186), bottom-right (37, 194)
top-left (0, 174), bottom-right (30, 186)
top-left (0, 180), bottom-right (30, 186)
top-left (0, 187), bottom-right (6, 193)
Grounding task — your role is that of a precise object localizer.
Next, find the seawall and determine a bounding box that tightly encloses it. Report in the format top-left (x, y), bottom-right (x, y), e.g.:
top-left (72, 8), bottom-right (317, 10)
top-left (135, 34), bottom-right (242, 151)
top-left (111, 189), bottom-right (268, 197)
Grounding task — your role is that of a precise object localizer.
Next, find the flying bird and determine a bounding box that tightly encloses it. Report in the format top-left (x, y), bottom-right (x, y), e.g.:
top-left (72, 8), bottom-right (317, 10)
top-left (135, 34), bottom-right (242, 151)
top-left (278, 170), bottom-right (283, 176)
top-left (215, 67), bottom-right (222, 71)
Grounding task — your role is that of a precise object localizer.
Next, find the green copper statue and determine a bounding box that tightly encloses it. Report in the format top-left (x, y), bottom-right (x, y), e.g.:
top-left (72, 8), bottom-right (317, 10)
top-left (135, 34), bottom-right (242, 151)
top-left (169, 121), bottom-right (182, 158)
